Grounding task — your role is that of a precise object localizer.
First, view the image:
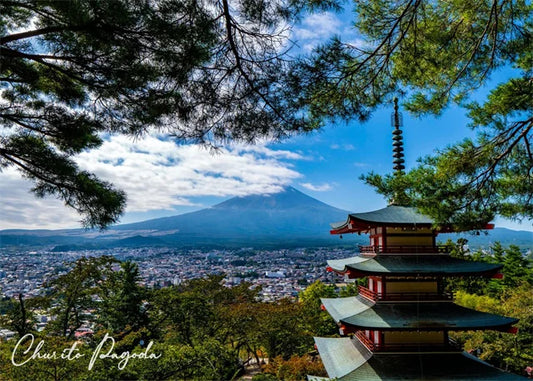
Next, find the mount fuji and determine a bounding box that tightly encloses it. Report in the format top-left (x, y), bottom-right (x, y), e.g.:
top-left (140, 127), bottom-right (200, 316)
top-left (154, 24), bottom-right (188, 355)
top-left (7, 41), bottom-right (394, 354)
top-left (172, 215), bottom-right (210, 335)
top-left (1, 187), bottom-right (531, 249)
top-left (0, 187), bottom-right (360, 248)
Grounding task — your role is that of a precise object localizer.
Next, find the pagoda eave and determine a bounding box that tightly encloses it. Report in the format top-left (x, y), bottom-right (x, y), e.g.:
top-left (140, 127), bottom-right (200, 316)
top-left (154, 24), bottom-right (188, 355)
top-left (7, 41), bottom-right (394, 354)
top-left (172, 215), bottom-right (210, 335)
top-left (328, 255), bottom-right (503, 278)
top-left (329, 206), bottom-right (495, 235)
top-left (341, 267), bottom-right (502, 279)
top-left (337, 320), bottom-right (518, 334)
top-left (313, 337), bottom-right (527, 380)
top-left (321, 297), bottom-right (518, 333)
top-left (338, 302), bottom-right (518, 332)
top-left (330, 220), bottom-right (373, 235)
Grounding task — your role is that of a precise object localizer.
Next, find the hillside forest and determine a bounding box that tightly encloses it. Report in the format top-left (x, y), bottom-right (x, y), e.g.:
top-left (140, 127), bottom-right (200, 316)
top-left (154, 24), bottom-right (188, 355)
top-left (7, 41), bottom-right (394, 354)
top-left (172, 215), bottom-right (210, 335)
top-left (0, 240), bottom-right (531, 380)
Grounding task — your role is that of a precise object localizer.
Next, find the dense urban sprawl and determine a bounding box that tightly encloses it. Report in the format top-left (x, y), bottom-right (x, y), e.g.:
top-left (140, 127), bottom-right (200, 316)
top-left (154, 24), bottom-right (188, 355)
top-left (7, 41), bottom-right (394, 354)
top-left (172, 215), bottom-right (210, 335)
top-left (0, 247), bottom-right (352, 301)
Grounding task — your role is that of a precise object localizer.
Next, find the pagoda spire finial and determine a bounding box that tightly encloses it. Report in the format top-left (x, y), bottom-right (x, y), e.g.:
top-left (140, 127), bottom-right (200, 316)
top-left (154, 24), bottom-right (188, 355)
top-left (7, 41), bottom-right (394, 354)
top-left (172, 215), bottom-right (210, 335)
top-left (389, 97), bottom-right (410, 206)
top-left (392, 97), bottom-right (405, 176)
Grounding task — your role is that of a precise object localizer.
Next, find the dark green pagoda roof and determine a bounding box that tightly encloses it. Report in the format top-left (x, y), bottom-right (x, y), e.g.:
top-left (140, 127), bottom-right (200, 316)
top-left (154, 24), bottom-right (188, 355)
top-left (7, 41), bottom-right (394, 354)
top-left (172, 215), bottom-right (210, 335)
top-left (330, 255), bottom-right (502, 277)
top-left (321, 296), bottom-right (374, 323)
top-left (349, 206), bottom-right (434, 225)
top-left (330, 206), bottom-right (434, 233)
top-left (313, 337), bottom-right (371, 379)
top-left (330, 205), bottom-right (494, 234)
top-left (348, 352), bottom-right (526, 380)
top-left (339, 301), bottom-right (517, 331)
top-left (312, 338), bottom-right (526, 380)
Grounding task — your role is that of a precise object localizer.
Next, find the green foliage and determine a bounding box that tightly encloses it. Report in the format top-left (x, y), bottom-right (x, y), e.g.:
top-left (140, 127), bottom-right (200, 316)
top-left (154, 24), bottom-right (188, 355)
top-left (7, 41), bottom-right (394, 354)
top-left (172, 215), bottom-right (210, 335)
top-left (338, 282), bottom-right (360, 297)
top-left (443, 240), bottom-right (532, 297)
top-left (0, 334), bottom-right (91, 381)
top-left (128, 338), bottom-right (242, 381)
top-left (291, 0), bottom-right (533, 227)
top-left (17, 252), bottom-right (523, 380)
top-left (97, 261), bottom-right (148, 333)
top-left (0, 294), bottom-right (37, 337)
top-left (501, 245), bottom-right (532, 288)
top-left (149, 274), bottom-right (317, 366)
top-left (149, 282), bottom-right (215, 345)
top-left (262, 354), bottom-right (327, 381)
top-left (454, 290), bottom-right (503, 314)
top-left (299, 281), bottom-right (338, 336)
top-left (443, 239), bottom-right (493, 295)
top-left (491, 241), bottom-right (505, 264)
top-left (299, 280), bottom-right (336, 310)
top-left (44, 256), bottom-right (118, 339)
top-left (442, 239), bottom-right (533, 375)
top-left (252, 373), bottom-right (279, 381)
top-left (452, 284), bottom-right (533, 375)
top-left (1, 262), bottom-right (322, 380)
top-left (255, 300), bottom-right (313, 360)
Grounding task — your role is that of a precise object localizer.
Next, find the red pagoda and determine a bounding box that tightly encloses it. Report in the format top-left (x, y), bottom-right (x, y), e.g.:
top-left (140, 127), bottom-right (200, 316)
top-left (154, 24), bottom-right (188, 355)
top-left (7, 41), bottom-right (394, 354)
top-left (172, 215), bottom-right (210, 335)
top-left (310, 100), bottom-right (525, 380)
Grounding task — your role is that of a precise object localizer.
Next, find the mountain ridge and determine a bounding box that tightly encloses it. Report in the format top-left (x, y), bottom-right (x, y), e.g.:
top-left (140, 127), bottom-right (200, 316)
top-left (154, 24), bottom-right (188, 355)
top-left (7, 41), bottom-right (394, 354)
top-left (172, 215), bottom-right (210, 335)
top-left (1, 187), bottom-right (360, 248)
top-left (1, 186), bottom-right (531, 249)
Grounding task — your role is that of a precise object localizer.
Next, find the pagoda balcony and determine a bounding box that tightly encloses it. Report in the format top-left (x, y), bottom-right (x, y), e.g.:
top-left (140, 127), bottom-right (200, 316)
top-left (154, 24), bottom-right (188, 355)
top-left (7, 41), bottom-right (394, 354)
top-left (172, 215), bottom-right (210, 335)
top-left (359, 245), bottom-right (448, 254)
top-left (355, 331), bottom-right (461, 352)
top-left (357, 285), bottom-right (452, 302)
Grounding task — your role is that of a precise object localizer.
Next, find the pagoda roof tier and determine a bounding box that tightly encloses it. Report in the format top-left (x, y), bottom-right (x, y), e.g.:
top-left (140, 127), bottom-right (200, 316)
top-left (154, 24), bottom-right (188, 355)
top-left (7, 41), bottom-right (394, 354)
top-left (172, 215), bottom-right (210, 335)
top-left (334, 300), bottom-right (517, 331)
top-left (330, 205), bottom-right (493, 234)
top-left (311, 337), bottom-right (526, 380)
top-left (322, 297), bottom-right (517, 332)
top-left (321, 296), bottom-right (374, 323)
top-left (327, 254), bottom-right (502, 278)
top-left (313, 337), bottom-right (372, 380)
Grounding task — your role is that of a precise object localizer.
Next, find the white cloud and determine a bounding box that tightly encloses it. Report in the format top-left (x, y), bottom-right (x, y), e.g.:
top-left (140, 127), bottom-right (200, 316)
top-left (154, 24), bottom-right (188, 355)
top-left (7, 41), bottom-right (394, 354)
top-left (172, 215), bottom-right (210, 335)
top-left (292, 11), bottom-right (367, 53)
top-left (345, 37), bottom-right (368, 49)
top-left (0, 136), bottom-right (304, 229)
top-left (0, 168), bottom-right (82, 229)
top-left (76, 136), bottom-right (304, 212)
top-left (291, 10), bottom-right (368, 53)
top-left (231, 142), bottom-right (304, 160)
top-left (293, 13), bottom-right (342, 40)
top-left (300, 182), bottom-right (333, 192)
top-left (292, 12), bottom-right (343, 51)
top-left (331, 144), bottom-right (355, 151)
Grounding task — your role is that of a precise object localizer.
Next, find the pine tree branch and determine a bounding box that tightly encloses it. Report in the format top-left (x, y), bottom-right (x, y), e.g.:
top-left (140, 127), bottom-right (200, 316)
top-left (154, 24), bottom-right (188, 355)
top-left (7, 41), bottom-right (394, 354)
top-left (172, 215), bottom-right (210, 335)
top-left (0, 25), bottom-right (88, 44)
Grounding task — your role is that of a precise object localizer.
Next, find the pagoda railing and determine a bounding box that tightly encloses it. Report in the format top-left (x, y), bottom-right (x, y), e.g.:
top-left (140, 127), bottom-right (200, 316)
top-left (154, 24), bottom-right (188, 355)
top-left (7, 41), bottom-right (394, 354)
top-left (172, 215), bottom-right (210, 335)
top-left (358, 285), bottom-right (452, 302)
top-left (355, 331), bottom-right (375, 351)
top-left (358, 285), bottom-right (377, 300)
top-left (359, 245), bottom-right (448, 254)
top-left (355, 331), bottom-right (461, 352)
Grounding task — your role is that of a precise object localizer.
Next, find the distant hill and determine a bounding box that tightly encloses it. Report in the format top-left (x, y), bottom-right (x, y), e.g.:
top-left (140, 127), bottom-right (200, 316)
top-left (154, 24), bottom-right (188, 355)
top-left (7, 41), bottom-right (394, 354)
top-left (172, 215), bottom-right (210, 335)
top-left (444, 228), bottom-right (533, 250)
top-left (110, 186), bottom-right (364, 247)
top-left (1, 187), bottom-right (531, 250)
top-left (114, 186), bottom-right (349, 235)
top-left (0, 187), bottom-right (362, 249)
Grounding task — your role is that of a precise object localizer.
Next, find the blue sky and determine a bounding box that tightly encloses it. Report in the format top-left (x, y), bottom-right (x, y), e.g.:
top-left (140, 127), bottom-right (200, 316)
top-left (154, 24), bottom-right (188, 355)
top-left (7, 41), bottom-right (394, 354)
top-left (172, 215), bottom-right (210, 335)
top-left (1, 9), bottom-right (531, 232)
